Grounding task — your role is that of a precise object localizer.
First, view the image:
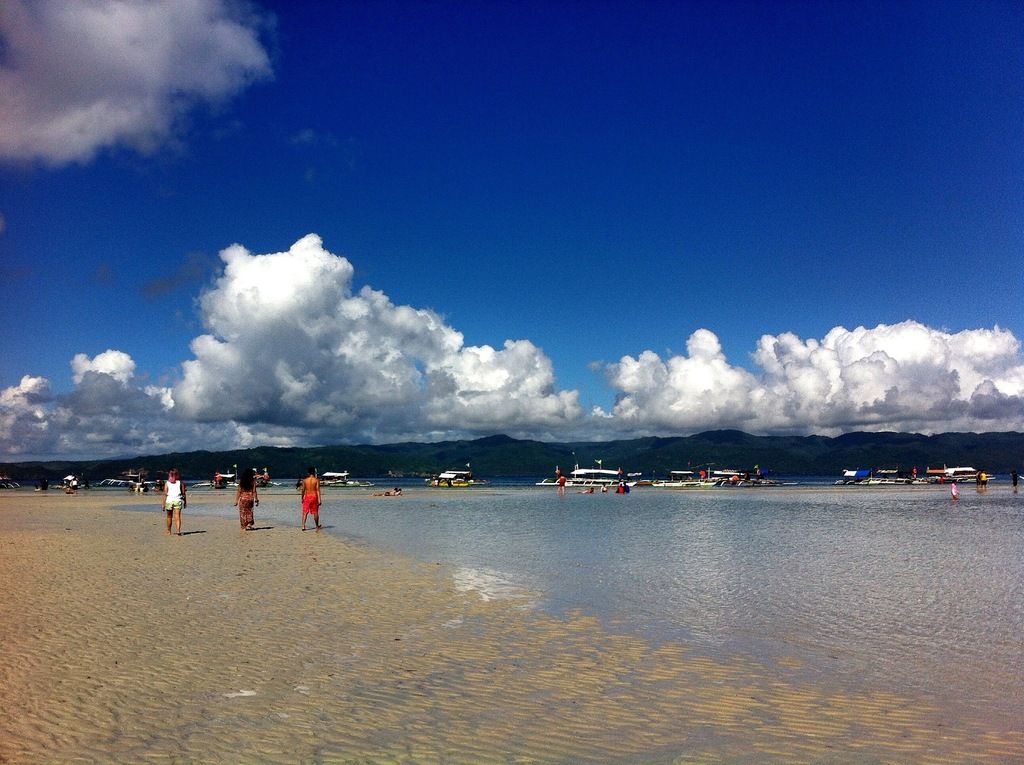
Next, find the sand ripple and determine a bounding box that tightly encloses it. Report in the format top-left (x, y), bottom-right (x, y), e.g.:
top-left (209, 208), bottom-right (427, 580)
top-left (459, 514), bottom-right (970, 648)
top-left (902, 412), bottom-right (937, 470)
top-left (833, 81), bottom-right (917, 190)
top-left (1, 492), bottom-right (1020, 763)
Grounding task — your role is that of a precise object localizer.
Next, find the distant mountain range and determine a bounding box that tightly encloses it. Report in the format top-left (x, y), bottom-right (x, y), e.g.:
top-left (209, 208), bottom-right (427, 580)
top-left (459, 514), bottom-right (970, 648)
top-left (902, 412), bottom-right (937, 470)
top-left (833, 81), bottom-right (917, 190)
top-left (3, 430), bottom-right (1022, 481)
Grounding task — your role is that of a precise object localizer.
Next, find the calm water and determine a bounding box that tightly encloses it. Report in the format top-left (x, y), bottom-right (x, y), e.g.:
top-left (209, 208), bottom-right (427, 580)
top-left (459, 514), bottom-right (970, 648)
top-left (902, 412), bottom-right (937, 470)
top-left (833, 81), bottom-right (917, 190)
top-left (141, 483), bottom-right (1024, 725)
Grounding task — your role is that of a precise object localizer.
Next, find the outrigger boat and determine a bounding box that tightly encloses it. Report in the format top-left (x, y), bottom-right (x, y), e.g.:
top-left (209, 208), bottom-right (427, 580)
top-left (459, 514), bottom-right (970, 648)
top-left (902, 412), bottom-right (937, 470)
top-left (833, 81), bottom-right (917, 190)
top-left (97, 469), bottom-right (151, 492)
top-left (835, 468), bottom-right (928, 486)
top-left (190, 471), bottom-right (235, 489)
top-left (865, 469), bottom-right (928, 485)
top-left (650, 470), bottom-right (716, 489)
top-left (653, 466), bottom-right (785, 488)
top-left (710, 468), bottom-right (787, 487)
top-left (926, 466), bottom-right (986, 483)
top-left (536, 461), bottom-right (640, 488)
top-left (835, 469), bottom-right (870, 485)
top-left (213, 471), bottom-right (235, 489)
top-left (192, 467), bottom-right (279, 489)
top-left (253, 468), bottom-right (278, 487)
top-left (428, 468), bottom-right (487, 488)
top-left (320, 471), bottom-right (374, 488)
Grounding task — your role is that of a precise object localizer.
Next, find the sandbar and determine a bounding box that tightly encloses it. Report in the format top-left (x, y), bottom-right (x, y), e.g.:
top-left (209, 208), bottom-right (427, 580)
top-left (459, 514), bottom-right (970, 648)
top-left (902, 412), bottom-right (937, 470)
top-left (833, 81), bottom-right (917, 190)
top-left (1, 492), bottom-right (1020, 763)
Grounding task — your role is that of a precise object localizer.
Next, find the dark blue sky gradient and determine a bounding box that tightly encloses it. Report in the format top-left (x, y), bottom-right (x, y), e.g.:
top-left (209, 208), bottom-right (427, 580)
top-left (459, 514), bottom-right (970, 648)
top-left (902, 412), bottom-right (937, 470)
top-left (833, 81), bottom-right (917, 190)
top-left (1, 0), bottom-right (1021, 411)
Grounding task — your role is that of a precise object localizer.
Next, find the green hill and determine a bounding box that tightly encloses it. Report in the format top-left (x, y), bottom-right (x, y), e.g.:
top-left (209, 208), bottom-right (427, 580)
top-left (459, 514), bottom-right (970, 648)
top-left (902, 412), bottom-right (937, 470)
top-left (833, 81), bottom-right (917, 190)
top-left (2, 430), bottom-right (1022, 481)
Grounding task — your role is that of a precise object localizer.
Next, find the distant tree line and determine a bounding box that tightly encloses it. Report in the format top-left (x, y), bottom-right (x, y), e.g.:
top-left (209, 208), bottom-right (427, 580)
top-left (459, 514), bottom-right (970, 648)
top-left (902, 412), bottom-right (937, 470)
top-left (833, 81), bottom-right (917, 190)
top-left (2, 430), bottom-right (1022, 481)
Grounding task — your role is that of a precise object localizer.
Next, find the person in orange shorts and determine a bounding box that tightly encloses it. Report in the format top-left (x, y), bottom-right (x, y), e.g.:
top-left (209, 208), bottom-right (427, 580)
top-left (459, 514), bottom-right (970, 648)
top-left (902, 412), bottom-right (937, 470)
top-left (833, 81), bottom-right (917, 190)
top-left (300, 466), bottom-right (322, 530)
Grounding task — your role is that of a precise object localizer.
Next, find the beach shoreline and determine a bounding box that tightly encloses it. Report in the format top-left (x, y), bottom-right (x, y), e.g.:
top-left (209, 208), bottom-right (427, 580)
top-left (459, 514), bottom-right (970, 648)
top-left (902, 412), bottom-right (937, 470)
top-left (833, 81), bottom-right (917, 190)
top-left (1, 492), bottom-right (1020, 763)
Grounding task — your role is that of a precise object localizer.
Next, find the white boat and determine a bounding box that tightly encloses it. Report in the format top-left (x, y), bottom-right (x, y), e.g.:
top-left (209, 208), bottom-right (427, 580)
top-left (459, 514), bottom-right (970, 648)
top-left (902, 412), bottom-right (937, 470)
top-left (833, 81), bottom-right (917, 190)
top-left (253, 468), bottom-right (279, 487)
top-left (836, 468), bottom-right (928, 486)
top-left (96, 477), bottom-right (153, 491)
top-left (428, 469), bottom-right (487, 488)
top-left (709, 468), bottom-right (746, 485)
top-left (58, 474), bottom-right (86, 492)
top-left (320, 471), bottom-right (374, 488)
top-left (213, 471), bottom-right (235, 489)
top-left (189, 471), bottom-right (236, 489)
top-left (864, 469), bottom-right (927, 485)
top-left (927, 466), bottom-right (986, 483)
top-left (536, 463), bottom-right (638, 488)
top-left (650, 470), bottom-right (716, 489)
top-left (96, 468), bottom-right (151, 491)
top-left (653, 466), bottom-right (785, 488)
top-left (835, 469), bottom-right (872, 485)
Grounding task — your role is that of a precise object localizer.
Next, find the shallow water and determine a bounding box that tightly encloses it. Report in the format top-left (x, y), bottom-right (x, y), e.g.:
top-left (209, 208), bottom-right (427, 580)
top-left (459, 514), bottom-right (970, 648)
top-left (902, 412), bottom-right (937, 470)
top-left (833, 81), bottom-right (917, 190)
top-left (138, 483), bottom-right (1024, 729)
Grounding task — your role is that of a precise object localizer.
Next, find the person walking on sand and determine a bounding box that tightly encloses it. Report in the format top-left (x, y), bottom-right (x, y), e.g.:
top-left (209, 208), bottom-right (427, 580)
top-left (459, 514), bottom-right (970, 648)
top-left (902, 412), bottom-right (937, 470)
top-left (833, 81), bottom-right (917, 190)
top-left (163, 468), bottom-right (187, 535)
top-left (300, 467), bottom-right (322, 530)
top-left (235, 467), bottom-right (259, 530)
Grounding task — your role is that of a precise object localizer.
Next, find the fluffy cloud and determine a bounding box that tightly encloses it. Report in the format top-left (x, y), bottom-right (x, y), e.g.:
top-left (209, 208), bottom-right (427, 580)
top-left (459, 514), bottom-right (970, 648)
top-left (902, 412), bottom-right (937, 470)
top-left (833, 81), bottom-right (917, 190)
top-left (0, 376), bottom-right (55, 457)
top-left (71, 349), bottom-right (136, 384)
top-left (0, 235), bottom-right (583, 459)
top-left (603, 321), bottom-right (1024, 436)
top-left (173, 234), bottom-right (582, 441)
top-left (0, 361), bottom-right (153, 457)
top-left (4, 237), bottom-right (1023, 461)
top-left (0, 0), bottom-right (271, 165)
top-left (0, 354), bottom-right (267, 459)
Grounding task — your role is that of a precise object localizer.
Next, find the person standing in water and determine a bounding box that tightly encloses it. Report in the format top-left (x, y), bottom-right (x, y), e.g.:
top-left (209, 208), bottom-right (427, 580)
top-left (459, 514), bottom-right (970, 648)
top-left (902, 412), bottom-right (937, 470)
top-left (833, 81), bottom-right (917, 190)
top-left (300, 467), bottom-right (322, 531)
top-left (163, 468), bottom-right (187, 535)
top-left (234, 467), bottom-right (259, 530)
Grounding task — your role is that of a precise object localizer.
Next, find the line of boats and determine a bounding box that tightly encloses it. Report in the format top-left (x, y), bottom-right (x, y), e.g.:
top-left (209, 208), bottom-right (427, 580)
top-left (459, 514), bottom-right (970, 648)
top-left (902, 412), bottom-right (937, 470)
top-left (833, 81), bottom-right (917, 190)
top-left (834, 466), bottom-right (988, 486)
top-left (95, 467), bottom-right (378, 492)
top-left (7, 462), bottom-right (998, 493)
top-left (535, 464), bottom-right (790, 489)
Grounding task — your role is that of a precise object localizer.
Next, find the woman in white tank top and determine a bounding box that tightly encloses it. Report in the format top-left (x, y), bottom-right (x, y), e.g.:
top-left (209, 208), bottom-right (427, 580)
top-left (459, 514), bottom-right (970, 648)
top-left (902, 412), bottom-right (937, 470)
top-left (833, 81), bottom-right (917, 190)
top-left (162, 468), bottom-right (187, 535)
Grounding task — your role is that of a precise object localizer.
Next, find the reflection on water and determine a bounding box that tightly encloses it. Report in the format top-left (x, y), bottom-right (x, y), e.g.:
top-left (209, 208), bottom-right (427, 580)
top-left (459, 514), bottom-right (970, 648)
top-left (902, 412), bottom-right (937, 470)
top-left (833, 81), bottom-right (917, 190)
top-left (451, 566), bottom-right (534, 603)
top-left (320, 486), bottom-right (1023, 726)
top-left (134, 484), bottom-right (1023, 727)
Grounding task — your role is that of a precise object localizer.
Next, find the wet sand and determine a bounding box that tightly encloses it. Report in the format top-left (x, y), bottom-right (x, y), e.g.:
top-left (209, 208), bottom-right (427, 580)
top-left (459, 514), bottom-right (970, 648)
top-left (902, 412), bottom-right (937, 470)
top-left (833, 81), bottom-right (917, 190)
top-left (1, 491), bottom-right (1020, 764)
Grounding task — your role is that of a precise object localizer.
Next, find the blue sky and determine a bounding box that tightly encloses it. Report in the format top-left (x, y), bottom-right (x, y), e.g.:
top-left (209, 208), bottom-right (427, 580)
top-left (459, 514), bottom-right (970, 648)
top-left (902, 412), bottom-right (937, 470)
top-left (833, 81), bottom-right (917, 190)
top-left (1, 0), bottom-right (1023, 460)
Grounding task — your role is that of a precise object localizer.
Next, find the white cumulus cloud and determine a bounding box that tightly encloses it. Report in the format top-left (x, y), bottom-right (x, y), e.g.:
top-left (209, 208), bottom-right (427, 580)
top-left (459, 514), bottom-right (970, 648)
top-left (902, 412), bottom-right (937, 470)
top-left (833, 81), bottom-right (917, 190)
top-left (0, 0), bottom-right (271, 165)
top-left (71, 349), bottom-right (136, 384)
top-left (0, 356), bottom-right (261, 459)
top-left (0, 235), bottom-right (584, 459)
top-left (604, 321), bottom-right (1024, 436)
top-left (5, 248), bottom-right (1023, 460)
top-left (172, 234), bottom-right (583, 441)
